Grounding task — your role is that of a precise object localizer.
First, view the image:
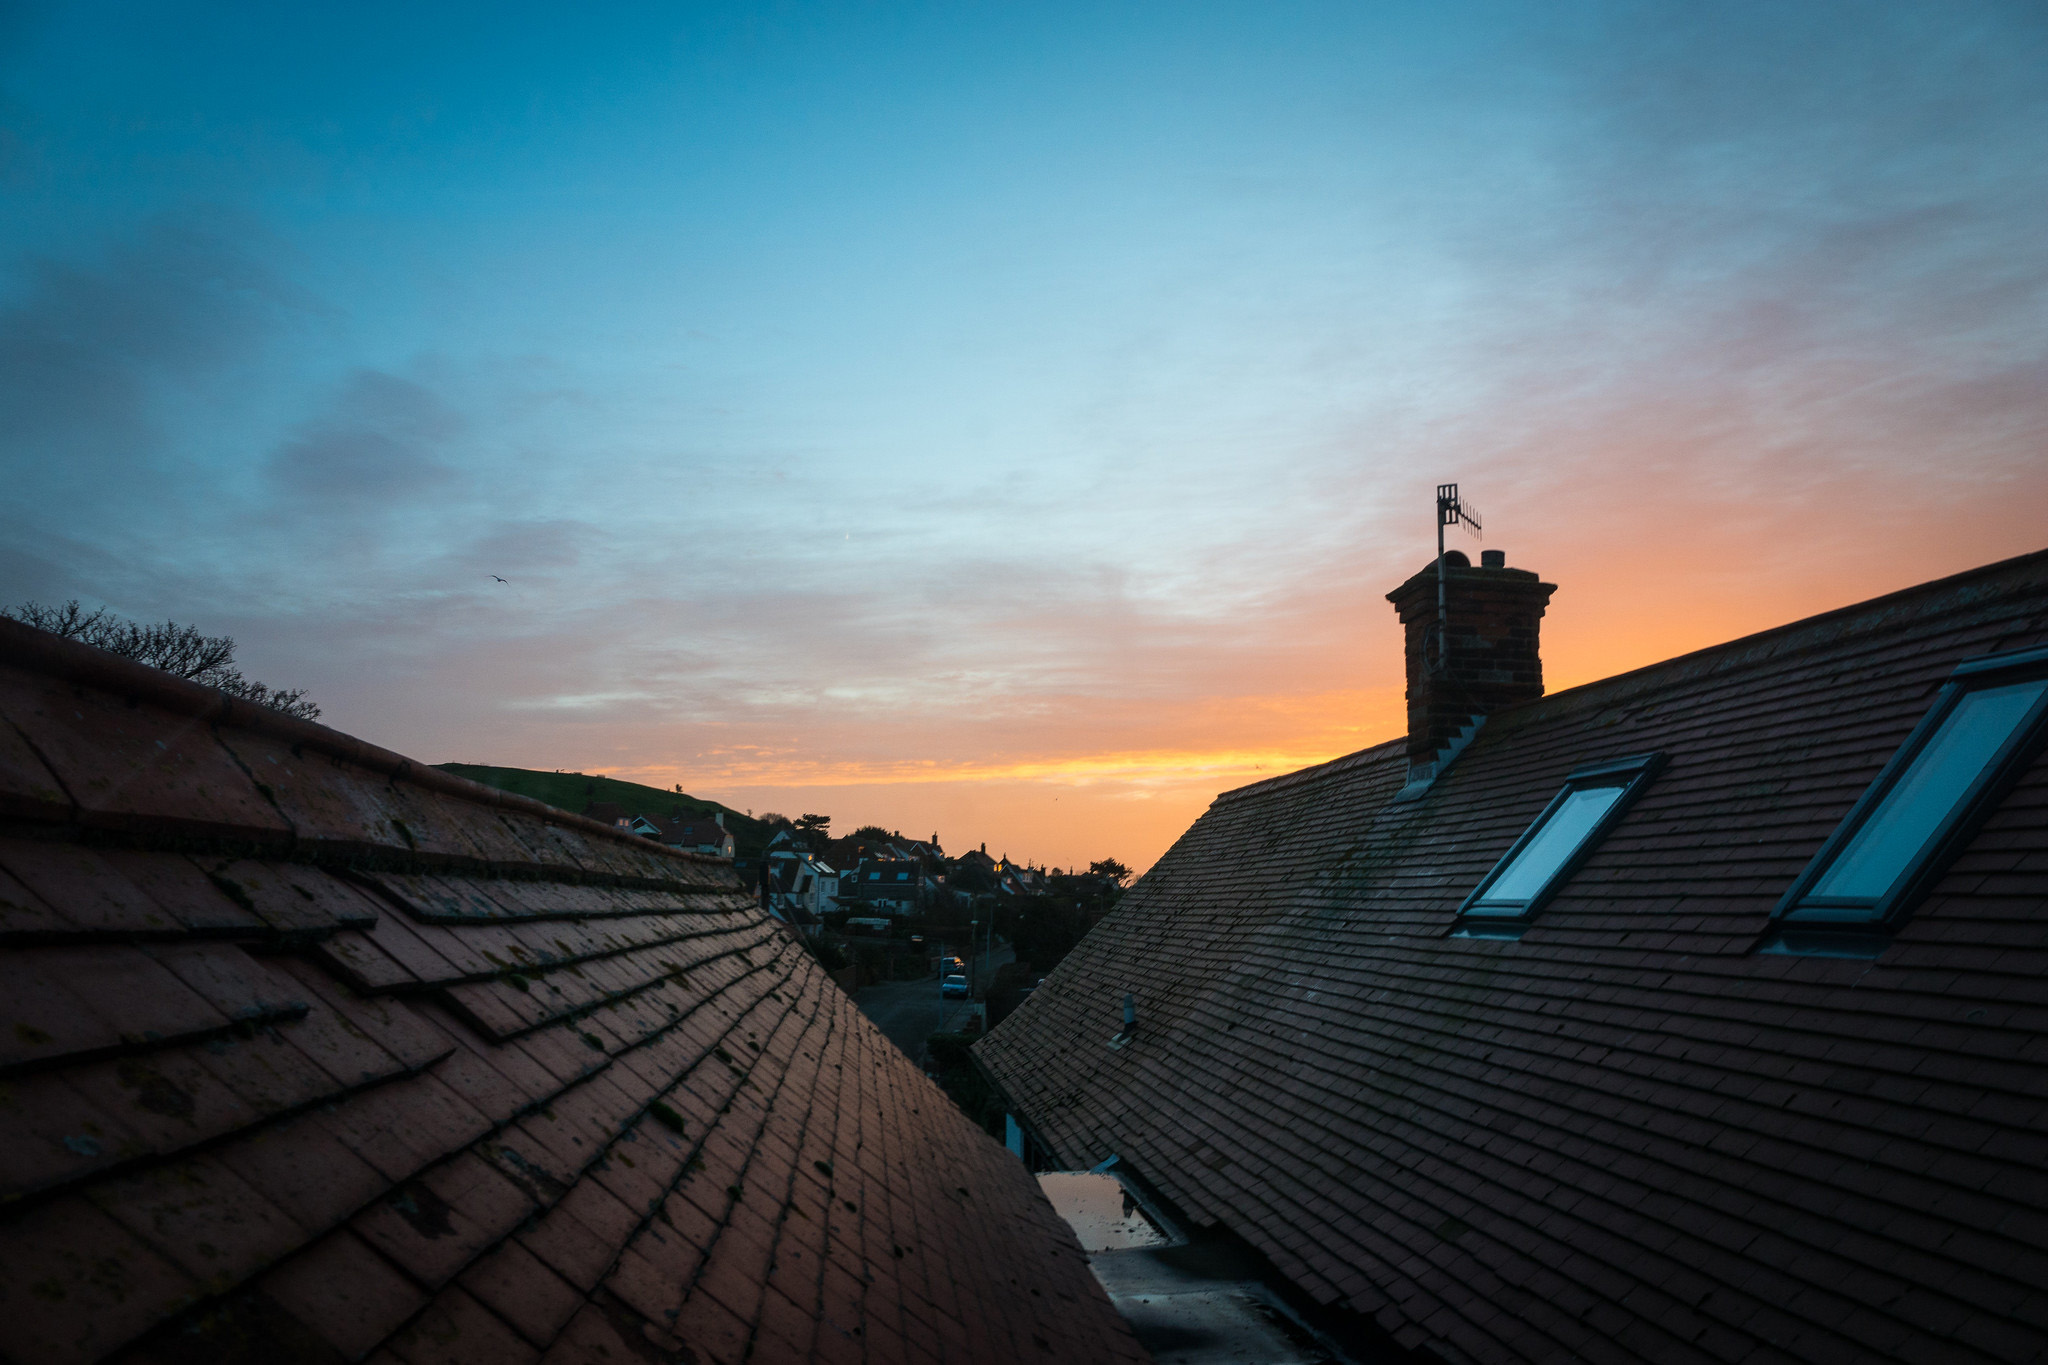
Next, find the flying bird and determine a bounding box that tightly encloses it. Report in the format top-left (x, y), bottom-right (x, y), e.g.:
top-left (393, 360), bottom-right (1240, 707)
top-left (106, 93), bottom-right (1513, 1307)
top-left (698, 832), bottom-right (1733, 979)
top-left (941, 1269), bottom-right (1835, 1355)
top-left (490, 575), bottom-right (507, 583)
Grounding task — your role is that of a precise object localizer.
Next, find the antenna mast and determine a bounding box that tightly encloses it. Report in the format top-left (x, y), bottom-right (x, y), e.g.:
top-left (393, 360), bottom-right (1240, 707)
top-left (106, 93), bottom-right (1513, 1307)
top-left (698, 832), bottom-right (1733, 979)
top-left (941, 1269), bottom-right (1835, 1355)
top-left (1433, 483), bottom-right (1483, 672)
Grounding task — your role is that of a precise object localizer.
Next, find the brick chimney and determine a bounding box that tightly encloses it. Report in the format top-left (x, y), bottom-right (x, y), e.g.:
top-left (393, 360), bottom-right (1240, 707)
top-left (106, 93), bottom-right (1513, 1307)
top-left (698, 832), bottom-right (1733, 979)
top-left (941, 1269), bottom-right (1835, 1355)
top-left (1385, 548), bottom-right (1556, 795)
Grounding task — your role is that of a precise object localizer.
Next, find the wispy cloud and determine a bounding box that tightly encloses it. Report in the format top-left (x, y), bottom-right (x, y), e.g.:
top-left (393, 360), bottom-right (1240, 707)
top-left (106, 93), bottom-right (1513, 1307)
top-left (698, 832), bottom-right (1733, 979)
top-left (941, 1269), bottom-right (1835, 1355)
top-left (266, 370), bottom-right (462, 504)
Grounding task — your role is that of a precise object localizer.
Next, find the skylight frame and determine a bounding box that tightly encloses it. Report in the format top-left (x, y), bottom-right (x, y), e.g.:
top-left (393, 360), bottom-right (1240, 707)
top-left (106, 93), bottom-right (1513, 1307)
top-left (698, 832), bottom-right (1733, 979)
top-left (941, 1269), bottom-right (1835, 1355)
top-left (1772, 644), bottom-right (2048, 940)
top-left (1456, 751), bottom-right (1667, 924)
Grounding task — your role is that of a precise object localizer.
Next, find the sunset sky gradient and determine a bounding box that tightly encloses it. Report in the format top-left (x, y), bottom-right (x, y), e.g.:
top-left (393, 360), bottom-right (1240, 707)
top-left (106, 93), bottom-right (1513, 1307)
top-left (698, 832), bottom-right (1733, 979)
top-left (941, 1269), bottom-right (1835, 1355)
top-left (4, 2), bottom-right (2046, 870)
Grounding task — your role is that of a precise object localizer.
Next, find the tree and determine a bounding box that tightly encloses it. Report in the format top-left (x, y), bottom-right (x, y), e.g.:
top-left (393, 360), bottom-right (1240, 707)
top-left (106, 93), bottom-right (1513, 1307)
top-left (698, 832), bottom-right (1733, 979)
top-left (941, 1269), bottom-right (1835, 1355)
top-left (759, 812), bottom-right (792, 829)
top-left (6, 599), bottom-right (321, 720)
top-left (849, 824), bottom-right (893, 841)
top-left (1009, 895), bottom-right (1089, 973)
top-left (1089, 858), bottom-right (1134, 887)
top-left (793, 813), bottom-right (831, 845)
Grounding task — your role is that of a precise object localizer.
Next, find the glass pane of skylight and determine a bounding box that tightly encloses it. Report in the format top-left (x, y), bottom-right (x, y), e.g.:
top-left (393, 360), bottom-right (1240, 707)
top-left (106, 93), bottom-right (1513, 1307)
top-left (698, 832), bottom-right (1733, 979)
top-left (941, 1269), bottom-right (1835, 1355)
top-left (1811, 677), bottom-right (2048, 903)
top-left (1475, 784), bottom-right (1625, 908)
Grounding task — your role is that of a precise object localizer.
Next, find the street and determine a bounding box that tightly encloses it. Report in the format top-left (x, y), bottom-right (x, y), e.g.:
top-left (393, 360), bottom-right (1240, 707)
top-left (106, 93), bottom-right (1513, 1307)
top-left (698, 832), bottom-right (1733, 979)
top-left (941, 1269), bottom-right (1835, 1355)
top-left (854, 943), bottom-right (1014, 1062)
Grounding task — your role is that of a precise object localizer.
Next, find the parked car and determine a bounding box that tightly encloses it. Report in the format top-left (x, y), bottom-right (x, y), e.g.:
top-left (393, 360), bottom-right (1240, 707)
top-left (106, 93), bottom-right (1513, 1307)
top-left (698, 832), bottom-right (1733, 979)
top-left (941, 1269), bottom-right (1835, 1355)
top-left (941, 974), bottom-right (970, 998)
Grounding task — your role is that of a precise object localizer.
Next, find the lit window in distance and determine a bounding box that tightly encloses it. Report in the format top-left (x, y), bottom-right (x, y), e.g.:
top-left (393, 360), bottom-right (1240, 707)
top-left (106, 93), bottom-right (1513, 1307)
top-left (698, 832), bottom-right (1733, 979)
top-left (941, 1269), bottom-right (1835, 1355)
top-left (1469, 785), bottom-right (1625, 914)
top-left (1812, 677), bottom-right (2048, 903)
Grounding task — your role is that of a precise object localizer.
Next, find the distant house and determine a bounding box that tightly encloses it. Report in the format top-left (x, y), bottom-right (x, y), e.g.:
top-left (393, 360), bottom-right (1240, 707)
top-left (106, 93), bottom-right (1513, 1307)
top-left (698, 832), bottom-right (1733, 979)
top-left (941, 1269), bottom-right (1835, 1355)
top-left (580, 799), bottom-right (631, 829)
top-left (818, 831), bottom-right (901, 871)
top-left (895, 832), bottom-right (945, 860)
top-left (628, 811), bottom-right (735, 858)
top-left (764, 849), bottom-right (838, 934)
top-left (981, 546), bottom-right (2048, 1365)
top-left (846, 856), bottom-right (930, 915)
top-left (996, 857), bottom-right (1048, 897)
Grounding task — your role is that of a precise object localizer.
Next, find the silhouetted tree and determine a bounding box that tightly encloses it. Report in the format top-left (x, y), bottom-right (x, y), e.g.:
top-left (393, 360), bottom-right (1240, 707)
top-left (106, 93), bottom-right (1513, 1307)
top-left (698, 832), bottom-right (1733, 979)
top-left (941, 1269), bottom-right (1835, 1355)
top-left (1088, 857), bottom-right (1133, 887)
top-left (6, 599), bottom-right (320, 720)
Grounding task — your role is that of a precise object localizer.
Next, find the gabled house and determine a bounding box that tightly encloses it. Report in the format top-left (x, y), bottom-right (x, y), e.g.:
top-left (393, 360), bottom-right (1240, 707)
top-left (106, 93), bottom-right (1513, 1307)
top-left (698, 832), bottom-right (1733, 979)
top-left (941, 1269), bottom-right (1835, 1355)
top-left (996, 858), bottom-right (1048, 897)
top-left (764, 849), bottom-right (838, 934)
top-left (816, 833), bottom-right (877, 870)
top-left (580, 799), bottom-right (632, 829)
top-left (979, 546), bottom-right (2048, 1365)
top-left (629, 811), bottom-right (736, 858)
top-left (0, 621), bottom-right (1146, 1365)
top-left (846, 857), bottom-right (930, 916)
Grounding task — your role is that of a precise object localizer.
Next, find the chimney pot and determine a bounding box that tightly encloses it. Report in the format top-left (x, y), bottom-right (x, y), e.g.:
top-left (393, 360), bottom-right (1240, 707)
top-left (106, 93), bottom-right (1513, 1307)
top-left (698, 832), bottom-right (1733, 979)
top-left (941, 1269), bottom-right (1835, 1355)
top-left (1481, 549), bottom-right (1506, 569)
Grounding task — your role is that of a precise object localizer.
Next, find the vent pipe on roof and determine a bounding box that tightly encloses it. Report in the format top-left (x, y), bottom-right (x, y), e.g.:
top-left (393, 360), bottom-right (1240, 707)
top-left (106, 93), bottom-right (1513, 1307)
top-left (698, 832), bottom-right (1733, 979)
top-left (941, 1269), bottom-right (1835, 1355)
top-left (1107, 993), bottom-right (1139, 1050)
top-left (1387, 549), bottom-right (1555, 799)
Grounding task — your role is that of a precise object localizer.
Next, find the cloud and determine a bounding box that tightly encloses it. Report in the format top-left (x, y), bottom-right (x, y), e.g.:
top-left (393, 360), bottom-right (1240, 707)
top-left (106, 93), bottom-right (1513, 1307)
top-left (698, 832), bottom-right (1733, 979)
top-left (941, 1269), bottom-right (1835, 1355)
top-left (265, 369), bottom-right (461, 503)
top-left (452, 519), bottom-right (599, 575)
top-left (0, 215), bottom-right (304, 473)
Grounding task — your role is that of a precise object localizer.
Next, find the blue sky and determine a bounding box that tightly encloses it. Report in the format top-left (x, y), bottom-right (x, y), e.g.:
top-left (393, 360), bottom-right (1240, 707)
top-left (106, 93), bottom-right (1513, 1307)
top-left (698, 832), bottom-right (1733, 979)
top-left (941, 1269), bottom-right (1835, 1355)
top-left (5, 2), bottom-right (2046, 867)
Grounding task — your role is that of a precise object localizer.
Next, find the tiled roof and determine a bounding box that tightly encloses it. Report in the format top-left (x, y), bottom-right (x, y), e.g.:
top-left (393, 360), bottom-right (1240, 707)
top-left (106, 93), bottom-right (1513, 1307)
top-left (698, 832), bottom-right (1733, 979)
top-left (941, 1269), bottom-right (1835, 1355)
top-left (638, 814), bottom-right (729, 849)
top-left (978, 548), bottom-right (2048, 1365)
top-left (0, 622), bottom-right (1146, 1365)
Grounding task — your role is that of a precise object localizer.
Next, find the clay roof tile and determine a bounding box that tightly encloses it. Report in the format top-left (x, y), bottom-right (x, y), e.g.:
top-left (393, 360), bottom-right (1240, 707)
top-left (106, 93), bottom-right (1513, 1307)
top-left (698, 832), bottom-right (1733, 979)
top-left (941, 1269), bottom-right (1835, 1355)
top-left (0, 619), bottom-right (1144, 1365)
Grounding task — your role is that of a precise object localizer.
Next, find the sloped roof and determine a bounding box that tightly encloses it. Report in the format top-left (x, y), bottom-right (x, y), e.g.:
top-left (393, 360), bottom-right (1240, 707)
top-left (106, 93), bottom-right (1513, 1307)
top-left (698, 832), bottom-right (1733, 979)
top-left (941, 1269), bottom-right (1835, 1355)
top-left (580, 801), bottom-right (630, 827)
top-left (0, 622), bottom-right (1146, 1365)
top-left (978, 548), bottom-right (2048, 1365)
top-left (636, 813), bottom-right (730, 849)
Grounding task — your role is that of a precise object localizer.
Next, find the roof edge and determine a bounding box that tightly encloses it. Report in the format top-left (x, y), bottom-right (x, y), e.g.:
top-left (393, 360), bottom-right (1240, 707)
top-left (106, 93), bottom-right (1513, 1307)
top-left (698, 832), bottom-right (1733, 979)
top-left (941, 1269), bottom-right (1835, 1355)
top-left (1212, 736), bottom-right (1406, 805)
top-left (1526, 542), bottom-right (2048, 714)
top-left (1209, 544), bottom-right (2048, 810)
top-left (0, 618), bottom-right (718, 865)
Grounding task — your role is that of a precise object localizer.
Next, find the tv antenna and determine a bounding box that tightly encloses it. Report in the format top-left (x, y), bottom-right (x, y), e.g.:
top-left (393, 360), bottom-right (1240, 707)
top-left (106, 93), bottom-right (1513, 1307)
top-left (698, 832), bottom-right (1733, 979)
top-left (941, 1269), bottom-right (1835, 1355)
top-left (1432, 483), bottom-right (1482, 672)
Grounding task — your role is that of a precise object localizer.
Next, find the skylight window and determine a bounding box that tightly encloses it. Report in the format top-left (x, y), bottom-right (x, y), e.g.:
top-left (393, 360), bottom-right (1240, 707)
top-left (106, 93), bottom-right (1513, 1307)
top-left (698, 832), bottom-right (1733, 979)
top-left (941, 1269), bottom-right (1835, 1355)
top-left (1773, 645), bottom-right (2048, 945)
top-left (1459, 753), bottom-right (1666, 923)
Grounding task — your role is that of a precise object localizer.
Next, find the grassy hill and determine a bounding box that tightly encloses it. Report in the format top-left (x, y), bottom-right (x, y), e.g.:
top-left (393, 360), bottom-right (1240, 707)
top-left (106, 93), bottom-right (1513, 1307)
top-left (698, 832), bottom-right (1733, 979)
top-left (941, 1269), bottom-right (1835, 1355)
top-left (434, 764), bottom-right (773, 856)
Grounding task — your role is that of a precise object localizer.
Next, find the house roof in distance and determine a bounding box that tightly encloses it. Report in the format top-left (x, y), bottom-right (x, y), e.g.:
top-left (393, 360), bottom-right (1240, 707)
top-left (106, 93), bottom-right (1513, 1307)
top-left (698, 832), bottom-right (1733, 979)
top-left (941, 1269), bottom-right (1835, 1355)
top-left (634, 812), bottom-right (731, 849)
top-left (0, 621), bottom-right (1146, 1365)
top-left (978, 547), bottom-right (2048, 1365)
top-left (579, 800), bottom-right (631, 827)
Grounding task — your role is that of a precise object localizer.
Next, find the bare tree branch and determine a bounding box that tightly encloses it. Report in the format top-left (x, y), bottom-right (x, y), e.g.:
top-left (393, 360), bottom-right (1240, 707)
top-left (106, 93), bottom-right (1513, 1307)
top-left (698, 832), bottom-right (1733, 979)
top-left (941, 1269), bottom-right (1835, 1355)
top-left (5, 599), bottom-right (321, 720)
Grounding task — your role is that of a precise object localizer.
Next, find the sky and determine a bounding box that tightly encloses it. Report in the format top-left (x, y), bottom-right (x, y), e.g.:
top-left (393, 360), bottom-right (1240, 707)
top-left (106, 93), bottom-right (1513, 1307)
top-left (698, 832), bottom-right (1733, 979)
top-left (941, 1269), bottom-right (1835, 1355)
top-left (3, 2), bottom-right (2046, 872)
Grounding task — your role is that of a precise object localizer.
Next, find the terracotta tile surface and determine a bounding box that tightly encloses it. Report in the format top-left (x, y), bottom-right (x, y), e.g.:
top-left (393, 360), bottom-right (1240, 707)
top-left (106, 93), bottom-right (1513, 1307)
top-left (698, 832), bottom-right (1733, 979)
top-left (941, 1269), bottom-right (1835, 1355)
top-left (0, 666), bottom-right (292, 841)
top-left (0, 618), bottom-right (1145, 1365)
top-left (979, 549), bottom-right (2048, 1365)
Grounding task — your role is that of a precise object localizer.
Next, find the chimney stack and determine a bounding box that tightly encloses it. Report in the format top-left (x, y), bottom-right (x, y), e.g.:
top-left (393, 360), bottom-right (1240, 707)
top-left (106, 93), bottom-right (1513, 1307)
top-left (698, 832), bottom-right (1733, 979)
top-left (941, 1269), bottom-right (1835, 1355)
top-left (1386, 550), bottom-right (1556, 795)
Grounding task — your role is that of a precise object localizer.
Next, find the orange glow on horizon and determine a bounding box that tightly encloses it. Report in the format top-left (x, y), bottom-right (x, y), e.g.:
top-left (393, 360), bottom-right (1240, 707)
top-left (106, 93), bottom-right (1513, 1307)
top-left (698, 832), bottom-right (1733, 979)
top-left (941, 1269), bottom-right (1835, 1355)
top-left (547, 533), bottom-right (2047, 876)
